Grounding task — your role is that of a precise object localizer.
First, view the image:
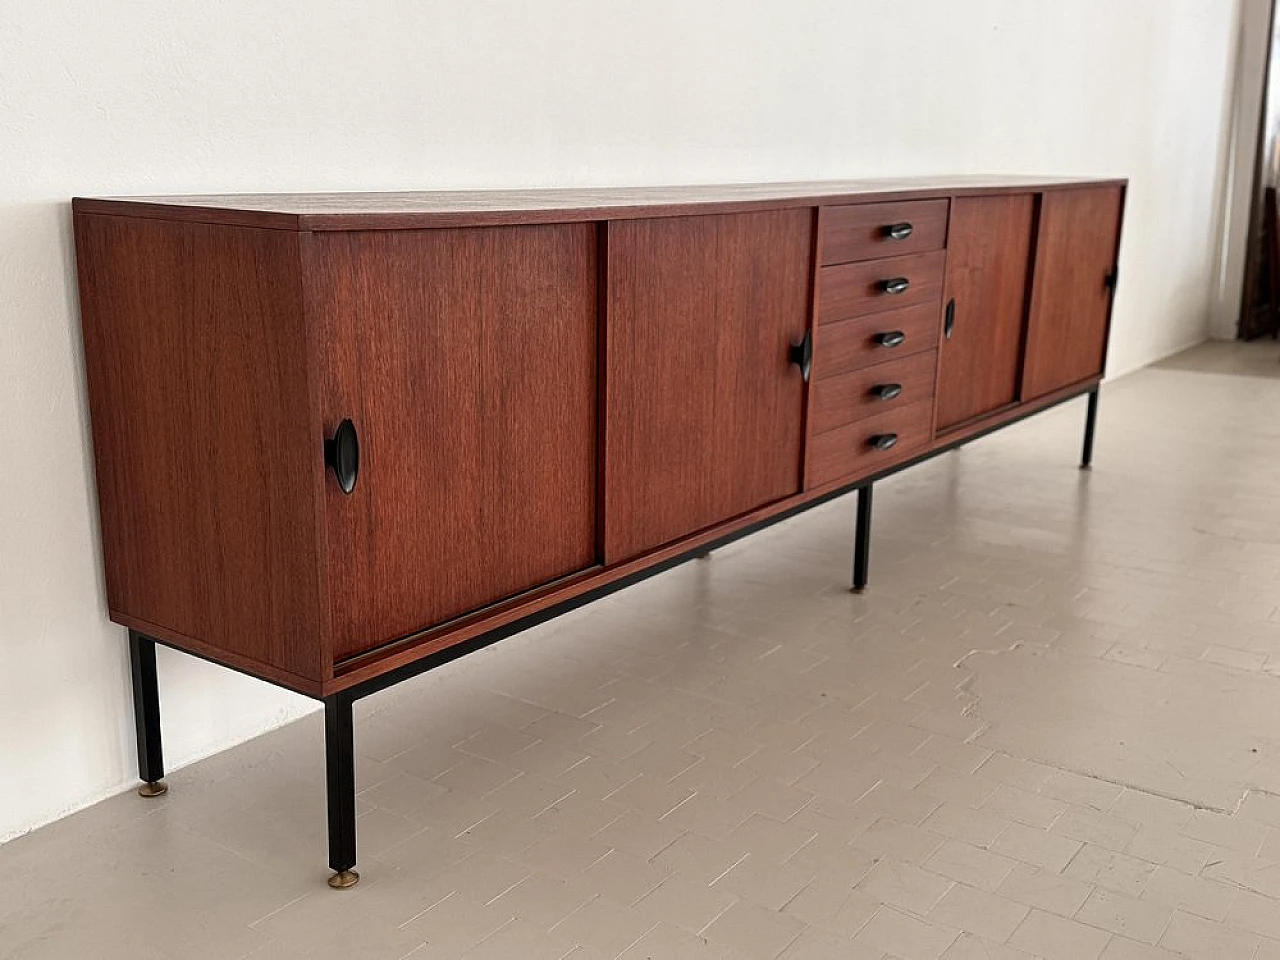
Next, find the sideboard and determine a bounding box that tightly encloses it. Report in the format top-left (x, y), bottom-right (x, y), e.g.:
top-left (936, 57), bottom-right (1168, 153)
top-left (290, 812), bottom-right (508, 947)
top-left (73, 176), bottom-right (1125, 887)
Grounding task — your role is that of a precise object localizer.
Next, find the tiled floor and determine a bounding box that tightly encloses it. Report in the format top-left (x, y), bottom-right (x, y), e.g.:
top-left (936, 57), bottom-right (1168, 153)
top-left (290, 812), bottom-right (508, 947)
top-left (6, 342), bottom-right (1280, 960)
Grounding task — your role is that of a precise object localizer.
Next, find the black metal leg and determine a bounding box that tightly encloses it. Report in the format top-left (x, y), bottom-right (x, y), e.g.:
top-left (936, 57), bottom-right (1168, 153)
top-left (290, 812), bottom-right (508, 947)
top-left (325, 692), bottom-right (359, 889)
top-left (1081, 387), bottom-right (1099, 469)
top-left (128, 630), bottom-right (167, 797)
top-left (852, 484), bottom-right (873, 593)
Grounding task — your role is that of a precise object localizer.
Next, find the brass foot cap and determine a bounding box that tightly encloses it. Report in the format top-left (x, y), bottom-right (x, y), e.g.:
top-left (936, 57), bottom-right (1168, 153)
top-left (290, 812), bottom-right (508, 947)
top-left (851, 586), bottom-right (867, 594)
top-left (138, 781), bottom-right (168, 798)
top-left (328, 870), bottom-right (360, 889)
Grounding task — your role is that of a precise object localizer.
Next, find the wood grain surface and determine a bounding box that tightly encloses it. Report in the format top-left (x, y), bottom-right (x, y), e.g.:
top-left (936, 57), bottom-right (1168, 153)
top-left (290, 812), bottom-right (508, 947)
top-left (75, 213), bottom-right (324, 682)
top-left (1022, 185), bottom-right (1125, 399)
top-left (603, 210), bottom-right (812, 563)
top-left (307, 225), bottom-right (599, 662)
top-left (72, 176), bottom-right (1125, 232)
top-left (74, 176), bottom-right (1125, 695)
top-left (810, 350), bottom-right (938, 437)
top-left (812, 301), bottom-right (942, 379)
top-left (818, 251), bottom-right (946, 323)
top-left (820, 198), bottom-right (949, 265)
top-left (806, 399), bottom-right (934, 488)
top-left (935, 194), bottom-right (1036, 433)
top-left (328, 377), bottom-right (1100, 695)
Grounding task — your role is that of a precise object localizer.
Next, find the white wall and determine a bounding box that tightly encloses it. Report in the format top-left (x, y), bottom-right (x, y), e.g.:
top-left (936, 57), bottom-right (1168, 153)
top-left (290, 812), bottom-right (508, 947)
top-left (0, 0), bottom-right (1245, 842)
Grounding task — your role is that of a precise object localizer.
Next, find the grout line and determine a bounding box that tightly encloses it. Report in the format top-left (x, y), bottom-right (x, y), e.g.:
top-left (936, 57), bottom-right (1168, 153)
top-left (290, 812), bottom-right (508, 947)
top-left (530, 788), bottom-right (580, 821)
top-left (398, 890), bottom-right (455, 930)
top-left (454, 809), bottom-right (500, 840)
top-left (609, 923), bottom-right (658, 960)
top-left (484, 877), bottom-right (528, 907)
top-left (600, 773), bottom-right (644, 802)
top-left (547, 894), bottom-right (601, 935)
top-left (466, 916), bottom-right (517, 953)
top-left (247, 891), bottom-right (311, 929)
top-left (663, 754), bottom-right (704, 785)
top-left (696, 901), bottom-right (736, 937)
top-left (657, 792), bottom-right (698, 822)
top-left (588, 809), bottom-right (628, 840)
top-left (707, 852), bottom-right (750, 887)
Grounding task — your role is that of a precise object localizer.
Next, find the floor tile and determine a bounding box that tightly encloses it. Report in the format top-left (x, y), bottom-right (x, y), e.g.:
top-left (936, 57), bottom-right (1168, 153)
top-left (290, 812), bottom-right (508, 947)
top-left (13, 345), bottom-right (1280, 959)
top-left (703, 900), bottom-right (806, 959)
top-left (1008, 908), bottom-right (1111, 960)
top-left (928, 883), bottom-right (1030, 943)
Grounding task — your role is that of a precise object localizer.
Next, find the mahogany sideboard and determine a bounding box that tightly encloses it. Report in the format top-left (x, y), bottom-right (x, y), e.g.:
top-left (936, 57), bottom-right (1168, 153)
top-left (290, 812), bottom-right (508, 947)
top-left (72, 176), bottom-right (1125, 887)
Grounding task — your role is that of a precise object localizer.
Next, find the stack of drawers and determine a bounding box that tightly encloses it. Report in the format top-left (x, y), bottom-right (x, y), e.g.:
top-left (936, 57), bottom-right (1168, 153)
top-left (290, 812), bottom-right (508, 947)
top-left (805, 198), bottom-right (950, 488)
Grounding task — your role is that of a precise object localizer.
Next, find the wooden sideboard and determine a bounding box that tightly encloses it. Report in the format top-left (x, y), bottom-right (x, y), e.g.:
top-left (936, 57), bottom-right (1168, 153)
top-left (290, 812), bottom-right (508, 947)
top-left (73, 176), bottom-right (1125, 887)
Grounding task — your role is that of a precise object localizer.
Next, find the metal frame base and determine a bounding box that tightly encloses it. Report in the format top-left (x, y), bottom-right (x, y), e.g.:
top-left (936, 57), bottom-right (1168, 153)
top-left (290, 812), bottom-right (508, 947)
top-left (125, 382), bottom-right (1101, 887)
top-left (852, 484), bottom-right (873, 592)
top-left (129, 630), bottom-right (166, 796)
top-left (325, 693), bottom-right (357, 885)
top-left (1081, 387), bottom-right (1099, 469)
top-left (328, 869), bottom-right (360, 889)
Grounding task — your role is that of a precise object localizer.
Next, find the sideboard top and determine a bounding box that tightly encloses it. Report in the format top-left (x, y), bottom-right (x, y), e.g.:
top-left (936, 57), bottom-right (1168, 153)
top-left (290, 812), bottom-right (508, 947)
top-left (73, 175), bottom-right (1127, 231)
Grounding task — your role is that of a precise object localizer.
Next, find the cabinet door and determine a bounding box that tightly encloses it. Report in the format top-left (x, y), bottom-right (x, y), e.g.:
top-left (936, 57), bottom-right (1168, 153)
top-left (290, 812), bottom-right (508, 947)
top-left (935, 195), bottom-right (1035, 433)
top-left (1022, 186), bottom-right (1125, 399)
top-left (604, 211), bottom-right (811, 563)
top-left (310, 225), bottom-right (599, 663)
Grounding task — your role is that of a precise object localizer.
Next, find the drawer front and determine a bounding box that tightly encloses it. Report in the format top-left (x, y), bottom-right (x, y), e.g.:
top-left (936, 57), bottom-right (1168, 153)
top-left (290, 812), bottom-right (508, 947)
top-left (821, 199), bottom-right (950, 265)
top-left (813, 301), bottom-right (941, 377)
top-left (806, 398), bottom-right (934, 489)
top-left (810, 350), bottom-right (937, 436)
top-left (819, 250), bottom-right (946, 322)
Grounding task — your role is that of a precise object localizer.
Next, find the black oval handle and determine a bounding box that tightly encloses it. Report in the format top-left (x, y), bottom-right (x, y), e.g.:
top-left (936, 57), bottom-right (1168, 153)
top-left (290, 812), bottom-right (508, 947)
top-left (875, 330), bottom-right (906, 348)
top-left (885, 222), bottom-right (914, 241)
top-left (788, 329), bottom-right (813, 383)
top-left (881, 277), bottom-right (910, 295)
top-left (871, 383), bottom-right (903, 401)
top-left (325, 419), bottom-right (359, 495)
top-left (944, 298), bottom-right (956, 339)
top-left (869, 433), bottom-right (899, 452)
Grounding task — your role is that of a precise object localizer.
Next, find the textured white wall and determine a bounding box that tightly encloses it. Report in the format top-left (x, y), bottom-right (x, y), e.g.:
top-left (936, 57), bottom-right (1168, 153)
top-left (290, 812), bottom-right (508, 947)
top-left (0, 0), bottom-right (1244, 841)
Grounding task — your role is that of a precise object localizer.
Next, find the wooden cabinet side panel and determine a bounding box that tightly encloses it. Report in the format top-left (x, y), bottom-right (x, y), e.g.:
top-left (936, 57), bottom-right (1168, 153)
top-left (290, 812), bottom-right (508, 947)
top-left (74, 214), bottom-right (324, 681)
top-left (935, 195), bottom-right (1036, 433)
top-left (604, 211), bottom-right (811, 563)
top-left (1022, 186), bottom-right (1125, 399)
top-left (310, 225), bottom-right (599, 662)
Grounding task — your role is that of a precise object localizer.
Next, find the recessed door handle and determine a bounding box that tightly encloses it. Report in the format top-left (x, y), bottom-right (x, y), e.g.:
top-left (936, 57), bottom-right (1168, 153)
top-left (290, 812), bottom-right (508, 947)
top-left (944, 298), bottom-right (956, 339)
top-left (881, 277), bottom-right (911, 295)
top-left (788, 329), bottom-right (813, 383)
top-left (885, 222), bottom-right (914, 241)
top-left (871, 383), bottom-right (903, 401)
top-left (325, 418), bottom-right (360, 494)
top-left (869, 433), bottom-right (899, 451)
top-left (875, 331), bottom-right (906, 348)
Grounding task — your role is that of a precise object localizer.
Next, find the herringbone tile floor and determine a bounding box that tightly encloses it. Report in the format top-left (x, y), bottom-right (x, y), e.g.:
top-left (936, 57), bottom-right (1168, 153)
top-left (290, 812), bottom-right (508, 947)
top-left (6, 341), bottom-right (1280, 959)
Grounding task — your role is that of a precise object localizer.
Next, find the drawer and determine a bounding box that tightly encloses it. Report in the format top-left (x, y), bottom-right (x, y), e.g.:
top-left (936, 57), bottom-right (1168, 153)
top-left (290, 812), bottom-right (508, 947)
top-left (819, 250), bottom-right (945, 322)
top-left (821, 198), bottom-right (949, 265)
top-left (806, 398), bottom-right (934, 489)
top-left (810, 350), bottom-right (937, 436)
top-left (813, 301), bottom-right (941, 377)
